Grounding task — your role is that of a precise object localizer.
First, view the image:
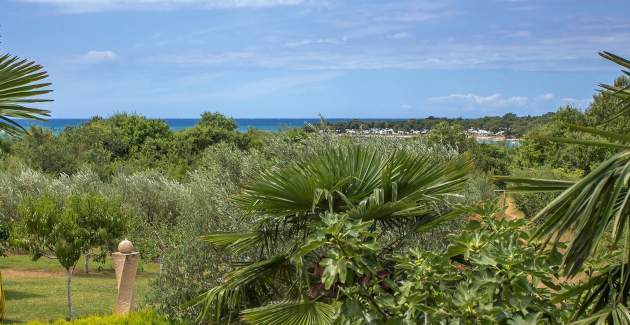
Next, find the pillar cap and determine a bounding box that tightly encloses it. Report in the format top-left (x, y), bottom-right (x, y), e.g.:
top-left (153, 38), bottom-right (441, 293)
top-left (118, 239), bottom-right (134, 254)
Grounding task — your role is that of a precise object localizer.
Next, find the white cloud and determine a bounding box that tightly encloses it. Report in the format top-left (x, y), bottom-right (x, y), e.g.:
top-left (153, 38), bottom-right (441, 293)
top-left (401, 103), bottom-right (412, 109)
top-left (76, 50), bottom-right (118, 63)
top-left (561, 97), bottom-right (593, 107)
top-left (505, 30), bottom-right (531, 38)
top-left (390, 32), bottom-right (412, 40)
top-left (283, 37), bottom-right (347, 48)
top-left (428, 93), bottom-right (529, 107)
top-left (18, 0), bottom-right (309, 13)
top-left (541, 93), bottom-right (554, 100)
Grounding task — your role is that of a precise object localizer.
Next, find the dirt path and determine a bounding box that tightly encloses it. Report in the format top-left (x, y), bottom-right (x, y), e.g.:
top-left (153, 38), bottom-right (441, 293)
top-left (1, 269), bottom-right (64, 278)
top-left (503, 196), bottom-right (524, 220)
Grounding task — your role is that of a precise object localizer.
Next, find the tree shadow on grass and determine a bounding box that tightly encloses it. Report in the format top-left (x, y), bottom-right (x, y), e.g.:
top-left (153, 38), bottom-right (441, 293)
top-left (4, 288), bottom-right (45, 300)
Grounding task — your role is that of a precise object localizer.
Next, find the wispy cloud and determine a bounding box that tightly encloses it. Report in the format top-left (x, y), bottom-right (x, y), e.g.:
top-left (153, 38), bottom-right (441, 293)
top-left (18, 0), bottom-right (311, 13)
top-left (428, 93), bottom-right (529, 107)
top-left (210, 72), bottom-right (340, 100)
top-left (561, 97), bottom-right (593, 108)
top-left (75, 50), bottom-right (118, 63)
top-left (540, 93), bottom-right (554, 100)
top-left (283, 37), bottom-right (347, 48)
top-left (390, 32), bottom-right (412, 40)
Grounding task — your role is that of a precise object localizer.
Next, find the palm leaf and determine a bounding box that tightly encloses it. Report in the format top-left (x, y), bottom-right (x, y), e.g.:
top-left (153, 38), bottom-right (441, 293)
top-left (560, 263), bottom-right (630, 324)
top-left (563, 124), bottom-right (630, 144)
top-left (199, 231), bottom-right (263, 255)
top-left (531, 136), bottom-right (630, 150)
top-left (0, 54), bottom-right (52, 136)
top-left (196, 255), bottom-right (293, 322)
top-left (597, 52), bottom-right (630, 124)
top-left (532, 152), bottom-right (630, 275)
top-left (494, 176), bottom-right (575, 192)
top-left (236, 145), bottom-right (470, 222)
top-left (241, 300), bottom-right (339, 325)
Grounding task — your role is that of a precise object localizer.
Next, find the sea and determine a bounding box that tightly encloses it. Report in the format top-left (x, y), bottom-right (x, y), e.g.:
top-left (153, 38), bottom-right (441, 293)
top-left (17, 118), bottom-right (401, 133)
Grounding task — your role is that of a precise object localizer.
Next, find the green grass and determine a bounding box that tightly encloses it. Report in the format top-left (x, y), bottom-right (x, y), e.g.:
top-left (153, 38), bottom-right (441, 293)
top-left (0, 255), bottom-right (158, 324)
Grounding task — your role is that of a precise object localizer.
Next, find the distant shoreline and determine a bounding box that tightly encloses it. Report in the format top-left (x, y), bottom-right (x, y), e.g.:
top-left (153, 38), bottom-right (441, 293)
top-left (15, 118), bottom-right (526, 142)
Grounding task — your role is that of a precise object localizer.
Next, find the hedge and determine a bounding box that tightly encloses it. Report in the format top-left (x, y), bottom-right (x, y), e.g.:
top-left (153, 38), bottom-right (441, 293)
top-left (25, 311), bottom-right (181, 325)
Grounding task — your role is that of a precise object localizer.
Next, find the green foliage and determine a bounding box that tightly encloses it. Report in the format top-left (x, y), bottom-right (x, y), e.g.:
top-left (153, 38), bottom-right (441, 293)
top-left (338, 209), bottom-right (568, 324)
top-left (24, 310), bottom-right (177, 325)
top-left (426, 121), bottom-right (478, 154)
top-left (500, 52), bottom-right (630, 323)
top-left (198, 144), bottom-right (472, 322)
top-left (474, 143), bottom-right (511, 175)
top-left (16, 193), bottom-right (128, 269)
top-left (7, 112), bottom-right (260, 179)
top-left (12, 127), bottom-right (79, 175)
top-left (175, 112), bottom-right (252, 160)
top-left (514, 75), bottom-right (630, 174)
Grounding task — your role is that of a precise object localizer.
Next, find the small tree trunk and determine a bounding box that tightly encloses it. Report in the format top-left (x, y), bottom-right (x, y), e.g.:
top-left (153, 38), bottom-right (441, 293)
top-left (66, 268), bottom-right (74, 320)
top-left (83, 254), bottom-right (89, 274)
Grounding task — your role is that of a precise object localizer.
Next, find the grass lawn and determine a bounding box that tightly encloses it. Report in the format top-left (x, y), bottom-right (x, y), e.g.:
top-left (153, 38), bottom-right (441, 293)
top-left (1, 255), bottom-right (158, 324)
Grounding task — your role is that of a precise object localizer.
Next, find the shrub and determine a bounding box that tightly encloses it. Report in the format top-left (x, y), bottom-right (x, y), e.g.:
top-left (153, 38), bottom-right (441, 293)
top-left (25, 311), bottom-right (178, 325)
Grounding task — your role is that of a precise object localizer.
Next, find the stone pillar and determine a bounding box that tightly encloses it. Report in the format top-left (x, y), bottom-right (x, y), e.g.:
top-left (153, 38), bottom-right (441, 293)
top-left (112, 239), bottom-right (139, 315)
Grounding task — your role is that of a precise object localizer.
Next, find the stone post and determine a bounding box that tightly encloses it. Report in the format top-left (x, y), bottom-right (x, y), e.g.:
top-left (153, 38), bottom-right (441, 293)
top-left (112, 239), bottom-right (140, 315)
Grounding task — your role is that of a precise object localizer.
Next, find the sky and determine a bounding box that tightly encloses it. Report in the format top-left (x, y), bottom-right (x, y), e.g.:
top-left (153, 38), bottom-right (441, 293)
top-left (1, 0), bottom-right (629, 119)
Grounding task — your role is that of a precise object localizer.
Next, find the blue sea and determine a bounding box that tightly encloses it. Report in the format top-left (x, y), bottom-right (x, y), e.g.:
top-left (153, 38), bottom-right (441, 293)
top-left (17, 118), bottom-right (401, 133)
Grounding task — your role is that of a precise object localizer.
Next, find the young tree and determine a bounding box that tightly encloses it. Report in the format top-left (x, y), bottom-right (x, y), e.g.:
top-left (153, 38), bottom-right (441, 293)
top-left (16, 193), bottom-right (128, 320)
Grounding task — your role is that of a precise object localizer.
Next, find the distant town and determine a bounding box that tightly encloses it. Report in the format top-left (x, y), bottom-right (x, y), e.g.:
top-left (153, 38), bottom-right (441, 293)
top-left (332, 126), bottom-right (520, 144)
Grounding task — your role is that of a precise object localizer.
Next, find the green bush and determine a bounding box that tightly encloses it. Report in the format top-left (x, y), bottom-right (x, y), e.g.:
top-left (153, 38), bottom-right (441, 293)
top-left (25, 311), bottom-right (178, 325)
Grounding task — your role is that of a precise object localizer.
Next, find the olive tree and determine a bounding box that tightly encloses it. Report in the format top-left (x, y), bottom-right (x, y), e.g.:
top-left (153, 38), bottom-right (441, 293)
top-left (16, 193), bottom-right (128, 320)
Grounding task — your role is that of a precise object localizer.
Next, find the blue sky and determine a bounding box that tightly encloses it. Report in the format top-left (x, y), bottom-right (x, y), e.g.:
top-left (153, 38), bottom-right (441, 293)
top-left (1, 0), bottom-right (629, 118)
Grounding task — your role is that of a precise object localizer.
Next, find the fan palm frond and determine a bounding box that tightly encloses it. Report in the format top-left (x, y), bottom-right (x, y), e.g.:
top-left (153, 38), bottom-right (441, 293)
top-left (241, 300), bottom-right (339, 325)
top-left (0, 54), bottom-right (52, 136)
top-left (236, 145), bottom-right (471, 220)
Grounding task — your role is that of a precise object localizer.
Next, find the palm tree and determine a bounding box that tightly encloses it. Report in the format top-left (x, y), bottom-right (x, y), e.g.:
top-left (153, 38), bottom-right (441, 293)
top-left (497, 52), bottom-right (630, 323)
top-left (196, 144), bottom-right (472, 323)
top-left (0, 53), bottom-right (52, 320)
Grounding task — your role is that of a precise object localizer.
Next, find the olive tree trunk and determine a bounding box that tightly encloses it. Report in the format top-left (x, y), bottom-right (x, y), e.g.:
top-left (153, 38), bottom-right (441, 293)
top-left (83, 254), bottom-right (89, 274)
top-left (66, 268), bottom-right (74, 320)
